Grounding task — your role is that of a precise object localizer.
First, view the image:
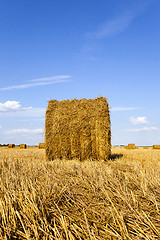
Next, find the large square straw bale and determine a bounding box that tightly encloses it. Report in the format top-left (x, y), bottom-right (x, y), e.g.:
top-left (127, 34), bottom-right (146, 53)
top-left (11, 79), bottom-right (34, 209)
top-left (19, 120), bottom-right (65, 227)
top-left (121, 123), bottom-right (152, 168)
top-left (38, 143), bottom-right (45, 149)
top-left (153, 145), bottom-right (160, 149)
top-left (8, 144), bottom-right (15, 148)
top-left (45, 97), bottom-right (111, 161)
top-left (20, 144), bottom-right (27, 149)
top-left (125, 144), bottom-right (136, 149)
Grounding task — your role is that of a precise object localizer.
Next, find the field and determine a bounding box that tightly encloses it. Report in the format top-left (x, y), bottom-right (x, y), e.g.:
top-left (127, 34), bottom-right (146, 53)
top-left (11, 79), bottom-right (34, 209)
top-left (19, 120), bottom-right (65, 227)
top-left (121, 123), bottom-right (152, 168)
top-left (0, 147), bottom-right (160, 239)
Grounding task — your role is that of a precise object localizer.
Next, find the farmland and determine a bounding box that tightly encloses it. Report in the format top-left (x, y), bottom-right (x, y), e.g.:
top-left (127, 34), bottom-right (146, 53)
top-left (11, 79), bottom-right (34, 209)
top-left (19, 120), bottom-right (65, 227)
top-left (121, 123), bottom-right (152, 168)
top-left (0, 147), bottom-right (160, 239)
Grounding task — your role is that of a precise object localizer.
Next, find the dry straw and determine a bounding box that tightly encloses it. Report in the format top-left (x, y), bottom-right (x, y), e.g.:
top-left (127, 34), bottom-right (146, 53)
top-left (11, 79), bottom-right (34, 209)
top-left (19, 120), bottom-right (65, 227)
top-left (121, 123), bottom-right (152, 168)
top-left (45, 97), bottom-right (111, 161)
top-left (20, 144), bottom-right (27, 149)
top-left (8, 144), bottom-right (15, 148)
top-left (38, 143), bottom-right (45, 149)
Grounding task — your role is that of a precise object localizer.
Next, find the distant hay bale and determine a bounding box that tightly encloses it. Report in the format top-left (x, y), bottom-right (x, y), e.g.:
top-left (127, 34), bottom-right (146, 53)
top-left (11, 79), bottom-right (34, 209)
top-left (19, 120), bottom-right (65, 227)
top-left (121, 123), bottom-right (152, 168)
top-left (128, 144), bottom-right (136, 149)
top-left (8, 144), bottom-right (15, 148)
top-left (125, 144), bottom-right (136, 149)
top-left (20, 144), bottom-right (27, 149)
top-left (38, 143), bottom-right (45, 149)
top-left (45, 97), bottom-right (111, 161)
top-left (153, 145), bottom-right (160, 149)
top-left (143, 147), bottom-right (149, 149)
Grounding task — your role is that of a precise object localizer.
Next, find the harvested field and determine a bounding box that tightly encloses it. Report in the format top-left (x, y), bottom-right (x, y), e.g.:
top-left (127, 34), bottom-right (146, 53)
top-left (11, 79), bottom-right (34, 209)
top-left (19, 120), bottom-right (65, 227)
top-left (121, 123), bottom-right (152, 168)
top-left (0, 147), bottom-right (160, 239)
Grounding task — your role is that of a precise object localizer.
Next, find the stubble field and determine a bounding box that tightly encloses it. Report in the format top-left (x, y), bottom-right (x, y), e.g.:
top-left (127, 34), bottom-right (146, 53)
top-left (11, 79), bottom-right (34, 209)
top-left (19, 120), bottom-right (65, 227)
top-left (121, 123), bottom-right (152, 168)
top-left (0, 147), bottom-right (160, 239)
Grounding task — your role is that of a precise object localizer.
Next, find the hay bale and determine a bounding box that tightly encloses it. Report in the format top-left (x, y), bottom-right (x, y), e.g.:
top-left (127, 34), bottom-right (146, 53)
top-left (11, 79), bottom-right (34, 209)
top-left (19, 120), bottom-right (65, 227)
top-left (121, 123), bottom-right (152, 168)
top-left (38, 143), bottom-right (45, 149)
top-left (8, 144), bottom-right (15, 148)
top-left (45, 97), bottom-right (111, 161)
top-left (128, 144), bottom-right (136, 149)
top-left (124, 146), bottom-right (128, 149)
top-left (125, 144), bottom-right (136, 149)
top-left (153, 145), bottom-right (160, 149)
top-left (20, 144), bottom-right (27, 149)
top-left (143, 147), bottom-right (149, 149)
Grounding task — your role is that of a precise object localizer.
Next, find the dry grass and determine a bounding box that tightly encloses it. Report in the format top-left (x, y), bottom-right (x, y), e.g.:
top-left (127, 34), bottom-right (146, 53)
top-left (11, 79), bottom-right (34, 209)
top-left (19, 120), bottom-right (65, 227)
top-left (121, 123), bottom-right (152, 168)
top-left (0, 147), bottom-right (160, 239)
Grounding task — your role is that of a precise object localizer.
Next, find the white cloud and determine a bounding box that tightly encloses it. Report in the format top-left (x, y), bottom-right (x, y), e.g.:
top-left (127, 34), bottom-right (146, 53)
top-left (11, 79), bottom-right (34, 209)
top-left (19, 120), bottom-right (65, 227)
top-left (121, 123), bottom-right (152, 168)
top-left (129, 116), bottom-right (149, 125)
top-left (0, 75), bottom-right (72, 91)
top-left (0, 101), bottom-right (21, 112)
top-left (126, 127), bottom-right (159, 132)
top-left (0, 125), bottom-right (2, 129)
top-left (111, 107), bottom-right (136, 111)
top-left (6, 128), bottom-right (44, 135)
top-left (0, 101), bottom-right (46, 118)
top-left (0, 101), bottom-right (32, 113)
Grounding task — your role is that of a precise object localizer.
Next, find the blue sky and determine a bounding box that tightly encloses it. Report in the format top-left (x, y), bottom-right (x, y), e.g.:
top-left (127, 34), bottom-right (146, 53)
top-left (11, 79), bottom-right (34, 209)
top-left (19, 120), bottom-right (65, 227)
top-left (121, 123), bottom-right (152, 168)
top-left (0, 0), bottom-right (160, 146)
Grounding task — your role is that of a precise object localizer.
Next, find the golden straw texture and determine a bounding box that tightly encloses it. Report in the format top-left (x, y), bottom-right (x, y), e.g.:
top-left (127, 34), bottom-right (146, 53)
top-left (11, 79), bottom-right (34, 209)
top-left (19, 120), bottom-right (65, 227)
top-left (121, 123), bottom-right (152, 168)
top-left (45, 97), bottom-right (111, 161)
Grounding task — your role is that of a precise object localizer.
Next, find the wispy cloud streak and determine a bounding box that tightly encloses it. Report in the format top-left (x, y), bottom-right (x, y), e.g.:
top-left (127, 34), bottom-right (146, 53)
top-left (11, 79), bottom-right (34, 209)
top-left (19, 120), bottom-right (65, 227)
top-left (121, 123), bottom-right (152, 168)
top-left (26, 75), bottom-right (71, 83)
top-left (111, 107), bottom-right (136, 111)
top-left (87, 0), bottom-right (152, 40)
top-left (87, 11), bottom-right (135, 39)
top-left (125, 127), bottom-right (159, 132)
top-left (6, 128), bottom-right (43, 135)
top-left (0, 75), bottom-right (72, 91)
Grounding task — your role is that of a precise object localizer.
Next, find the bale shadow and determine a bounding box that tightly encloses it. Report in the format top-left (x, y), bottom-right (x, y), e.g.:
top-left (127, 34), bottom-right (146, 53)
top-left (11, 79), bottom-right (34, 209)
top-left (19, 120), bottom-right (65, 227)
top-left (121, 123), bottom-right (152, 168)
top-left (109, 153), bottom-right (123, 161)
